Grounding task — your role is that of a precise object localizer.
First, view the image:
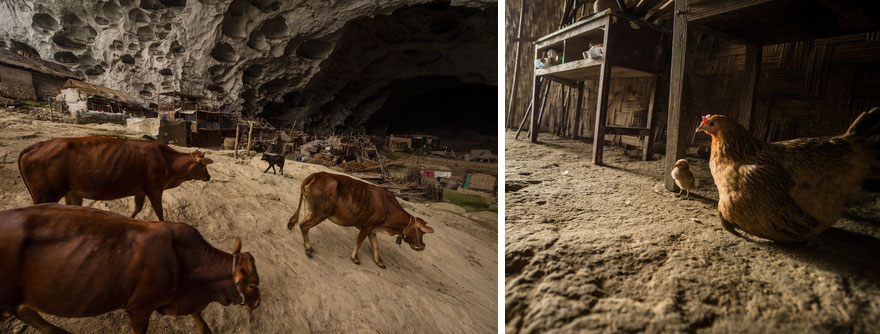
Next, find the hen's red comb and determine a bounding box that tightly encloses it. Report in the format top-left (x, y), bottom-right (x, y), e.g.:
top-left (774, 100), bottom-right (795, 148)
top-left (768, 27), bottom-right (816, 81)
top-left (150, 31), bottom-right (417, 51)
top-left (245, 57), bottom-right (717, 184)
top-left (700, 114), bottom-right (711, 125)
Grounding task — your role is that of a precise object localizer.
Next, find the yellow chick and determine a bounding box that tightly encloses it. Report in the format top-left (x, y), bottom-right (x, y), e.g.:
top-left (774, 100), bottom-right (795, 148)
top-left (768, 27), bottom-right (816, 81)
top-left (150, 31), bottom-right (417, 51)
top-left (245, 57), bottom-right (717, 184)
top-left (671, 159), bottom-right (695, 199)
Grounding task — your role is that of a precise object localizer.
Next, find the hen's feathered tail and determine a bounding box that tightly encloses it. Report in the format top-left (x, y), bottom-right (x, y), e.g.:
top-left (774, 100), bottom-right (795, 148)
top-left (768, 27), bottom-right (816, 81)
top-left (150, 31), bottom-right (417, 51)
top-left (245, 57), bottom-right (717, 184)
top-left (846, 107), bottom-right (880, 147)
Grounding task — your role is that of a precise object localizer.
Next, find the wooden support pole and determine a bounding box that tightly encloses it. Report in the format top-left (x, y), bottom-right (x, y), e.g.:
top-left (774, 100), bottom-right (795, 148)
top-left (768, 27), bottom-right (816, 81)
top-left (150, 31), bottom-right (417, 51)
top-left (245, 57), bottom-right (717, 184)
top-left (529, 44), bottom-right (540, 141)
top-left (514, 97), bottom-right (533, 140)
top-left (740, 42), bottom-right (762, 130)
top-left (233, 119), bottom-right (240, 159)
top-left (592, 63), bottom-right (612, 164)
top-left (642, 75), bottom-right (659, 161)
top-left (573, 81), bottom-right (584, 139)
top-left (506, 0), bottom-right (527, 128)
top-left (559, 87), bottom-right (570, 136)
top-left (246, 120), bottom-right (255, 156)
top-left (664, 0), bottom-right (691, 191)
top-left (531, 80), bottom-right (551, 143)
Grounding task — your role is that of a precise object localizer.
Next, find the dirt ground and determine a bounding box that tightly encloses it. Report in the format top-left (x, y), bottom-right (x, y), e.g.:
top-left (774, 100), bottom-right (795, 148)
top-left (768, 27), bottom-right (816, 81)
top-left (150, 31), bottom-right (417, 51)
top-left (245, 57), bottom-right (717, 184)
top-left (505, 130), bottom-right (880, 334)
top-left (0, 109), bottom-right (498, 334)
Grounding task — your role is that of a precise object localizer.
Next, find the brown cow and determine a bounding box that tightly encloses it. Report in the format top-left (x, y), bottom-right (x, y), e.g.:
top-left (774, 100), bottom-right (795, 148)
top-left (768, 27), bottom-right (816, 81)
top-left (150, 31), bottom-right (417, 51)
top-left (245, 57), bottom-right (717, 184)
top-left (18, 136), bottom-right (214, 221)
top-left (0, 204), bottom-right (260, 334)
top-left (287, 172), bottom-right (435, 268)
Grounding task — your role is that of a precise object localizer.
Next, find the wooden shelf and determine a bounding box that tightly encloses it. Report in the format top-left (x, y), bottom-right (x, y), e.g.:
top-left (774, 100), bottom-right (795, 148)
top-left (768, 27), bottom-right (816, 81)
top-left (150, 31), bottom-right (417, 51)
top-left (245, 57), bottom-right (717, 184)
top-left (537, 59), bottom-right (655, 81)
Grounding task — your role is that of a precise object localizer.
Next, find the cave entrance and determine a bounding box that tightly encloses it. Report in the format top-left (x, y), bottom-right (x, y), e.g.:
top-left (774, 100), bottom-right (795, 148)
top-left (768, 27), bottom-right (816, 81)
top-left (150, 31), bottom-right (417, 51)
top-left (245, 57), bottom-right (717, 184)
top-left (360, 76), bottom-right (496, 150)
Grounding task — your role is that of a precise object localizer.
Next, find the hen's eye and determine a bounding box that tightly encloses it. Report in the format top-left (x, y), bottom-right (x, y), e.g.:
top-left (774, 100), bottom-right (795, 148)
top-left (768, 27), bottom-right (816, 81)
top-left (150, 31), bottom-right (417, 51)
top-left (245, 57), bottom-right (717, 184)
top-left (709, 122), bottom-right (715, 126)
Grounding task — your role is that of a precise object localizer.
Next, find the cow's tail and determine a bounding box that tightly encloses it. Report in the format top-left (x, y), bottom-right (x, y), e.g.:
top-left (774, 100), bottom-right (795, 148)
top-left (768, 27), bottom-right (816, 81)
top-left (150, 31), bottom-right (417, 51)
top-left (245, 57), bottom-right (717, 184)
top-left (288, 175), bottom-right (314, 231)
top-left (17, 143), bottom-right (39, 203)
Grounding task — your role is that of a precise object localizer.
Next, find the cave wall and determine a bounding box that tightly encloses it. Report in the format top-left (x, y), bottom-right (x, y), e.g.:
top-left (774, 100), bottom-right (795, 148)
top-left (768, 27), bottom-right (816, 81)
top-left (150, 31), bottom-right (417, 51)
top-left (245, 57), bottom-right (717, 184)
top-left (0, 0), bottom-right (495, 130)
top-left (261, 3), bottom-right (497, 135)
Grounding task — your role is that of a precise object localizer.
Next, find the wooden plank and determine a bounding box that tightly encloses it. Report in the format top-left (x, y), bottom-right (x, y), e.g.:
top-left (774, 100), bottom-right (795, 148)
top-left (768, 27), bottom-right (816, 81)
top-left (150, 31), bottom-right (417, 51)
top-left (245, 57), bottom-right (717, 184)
top-left (532, 80), bottom-right (552, 143)
top-left (739, 42), bottom-right (761, 130)
top-left (573, 81), bottom-right (585, 138)
top-left (604, 126), bottom-right (651, 136)
top-left (245, 120), bottom-right (255, 156)
top-left (684, 0), bottom-right (776, 22)
top-left (536, 58), bottom-right (603, 77)
top-left (593, 62), bottom-right (612, 164)
top-left (536, 10), bottom-right (611, 47)
top-left (505, 0), bottom-right (527, 129)
top-left (664, 0), bottom-right (692, 191)
top-left (642, 75), bottom-right (659, 160)
top-left (233, 119), bottom-right (240, 159)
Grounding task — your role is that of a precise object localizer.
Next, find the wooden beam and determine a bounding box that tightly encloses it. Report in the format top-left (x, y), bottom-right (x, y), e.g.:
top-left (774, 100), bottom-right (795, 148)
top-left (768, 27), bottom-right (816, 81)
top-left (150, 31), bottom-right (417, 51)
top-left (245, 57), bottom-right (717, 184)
top-left (604, 126), bottom-right (651, 136)
top-left (642, 75), bottom-right (659, 160)
top-left (532, 80), bottom-right (552, 143)
top-left (691, 22), bottom-right (755, 45)
top-left (739, 43), bottom-right (761, 130)
top-left (592, 63), bottom-right (612, 164)
top-left (592, 16), bottom-right (612, 165)
top-left (633, 0), bottom-right (667, 18)
top-left (559, 86), bottom-right (571, 136)
top-left (233, 119), bottom-right (240, 159)
top-left (505, 0), bottom-right (527, 129)
top-left (664, 0), bottom-right (692, 191)
top-left (543, 75), bottom-right (581, 88)
top-left (529, 45), bottom-right (540, 141)
top-left (514, 97), bottom-right (533, 139)
top-left (573, 81), bottom-right (584, 139)
top-left (684, 0), bottom-right (776, 22)
top-left (246, 120), bottom-right (255, 156)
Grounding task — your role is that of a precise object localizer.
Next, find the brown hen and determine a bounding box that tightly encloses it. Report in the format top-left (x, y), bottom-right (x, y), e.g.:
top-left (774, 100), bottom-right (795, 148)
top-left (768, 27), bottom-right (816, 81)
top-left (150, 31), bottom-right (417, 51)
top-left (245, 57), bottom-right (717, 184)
top-left (696, 108), bottom-right (880, 242)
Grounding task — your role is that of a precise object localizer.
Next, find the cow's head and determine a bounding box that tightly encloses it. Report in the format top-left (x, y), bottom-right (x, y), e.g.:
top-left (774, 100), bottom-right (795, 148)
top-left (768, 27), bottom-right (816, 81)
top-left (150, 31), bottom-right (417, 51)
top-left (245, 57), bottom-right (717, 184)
top-left (402, 217), bottom-right (434, 251)
top-left (187, 150), bottom-right (214, 181)
top-left (232, 237), bottom-right (260, 310)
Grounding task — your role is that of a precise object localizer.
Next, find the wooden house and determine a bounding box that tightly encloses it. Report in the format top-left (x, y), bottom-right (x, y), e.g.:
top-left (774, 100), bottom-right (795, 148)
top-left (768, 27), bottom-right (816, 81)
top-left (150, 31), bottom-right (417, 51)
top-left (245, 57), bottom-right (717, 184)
top-left (0, 47), bottom-right (80, 101)
top-left (59, 79), bottom-right (151, 121)
top-left (158, 91), bottom-right (238, 148)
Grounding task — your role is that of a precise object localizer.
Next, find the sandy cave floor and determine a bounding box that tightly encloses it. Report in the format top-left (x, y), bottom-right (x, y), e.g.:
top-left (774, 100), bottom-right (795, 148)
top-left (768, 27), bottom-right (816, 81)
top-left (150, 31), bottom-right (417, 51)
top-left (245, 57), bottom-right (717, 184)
top-left (0, 109), bottom-right (498, 334)
top-left (505, 130), bottom-right (880, 334)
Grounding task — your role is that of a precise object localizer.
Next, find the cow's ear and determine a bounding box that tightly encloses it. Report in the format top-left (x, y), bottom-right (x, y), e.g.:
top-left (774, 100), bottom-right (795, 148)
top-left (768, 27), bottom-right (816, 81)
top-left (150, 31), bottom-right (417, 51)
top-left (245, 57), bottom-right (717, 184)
top-left (200, 157), bottom-right (214, 165)
top-left (417, 221), bottom-right (434, 233)
top-left (233, 237), bottom-right (242, 254)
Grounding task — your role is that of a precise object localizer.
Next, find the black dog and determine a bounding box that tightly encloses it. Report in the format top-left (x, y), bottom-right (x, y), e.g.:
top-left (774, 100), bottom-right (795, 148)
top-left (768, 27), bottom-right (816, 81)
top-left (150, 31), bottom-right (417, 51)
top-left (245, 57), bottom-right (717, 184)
top-left (261, 153), bottom-right (284, 175)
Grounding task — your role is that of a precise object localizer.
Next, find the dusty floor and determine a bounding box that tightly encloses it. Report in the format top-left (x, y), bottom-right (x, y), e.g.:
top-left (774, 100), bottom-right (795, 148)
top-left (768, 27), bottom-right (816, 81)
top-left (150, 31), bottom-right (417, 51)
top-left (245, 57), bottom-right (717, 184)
top-left (505, 130), bottom-right (880, 334)
top-left (0, 109), bottom-right (498, 334)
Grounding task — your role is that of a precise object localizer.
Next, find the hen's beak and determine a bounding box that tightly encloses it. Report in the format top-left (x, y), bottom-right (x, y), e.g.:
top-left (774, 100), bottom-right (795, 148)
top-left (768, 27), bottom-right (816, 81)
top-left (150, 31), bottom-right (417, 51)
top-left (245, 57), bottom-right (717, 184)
top-left (695, 124), bottom-right (707, 134)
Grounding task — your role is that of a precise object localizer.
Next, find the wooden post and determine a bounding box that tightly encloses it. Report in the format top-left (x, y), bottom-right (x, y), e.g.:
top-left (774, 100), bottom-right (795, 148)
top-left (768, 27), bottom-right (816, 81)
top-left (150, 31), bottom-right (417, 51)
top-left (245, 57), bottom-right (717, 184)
top-left (560, 87), bottom-right (570, 136)
top-left (532, 80), bottom-right (551, 143)
top-left (642, 75), bottom-right (659, 161)
top-left (529, 44), bottom-right (540, 142)
top-left (506, 0), bottom-right (527, 128)
top-left (233, 119), bottom-right (240, 159)
top-left (573, 81), bottom-right (584, 138)
top-left (592, 63), bottom-right (612, 164)
top-left (740, 42), bottom-right (762, 130)
top-left (664, 0), bottom-right (691, 191)
top-left (514, 96), bottom-right (534, 139)
top-left (246, 120), bottom-right (255, 156)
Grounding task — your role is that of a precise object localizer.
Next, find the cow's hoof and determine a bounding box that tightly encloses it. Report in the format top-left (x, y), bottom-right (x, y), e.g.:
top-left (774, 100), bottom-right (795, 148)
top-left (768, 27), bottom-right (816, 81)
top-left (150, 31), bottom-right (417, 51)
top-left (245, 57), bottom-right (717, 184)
top-left (287, 222), bottom-right (294, 231)
top-left (351, 257), bottom-right (360, 265)
top-left (304, 249), bottom-right (312, 258)
top-left (376, 262), bottom-right (386, 269)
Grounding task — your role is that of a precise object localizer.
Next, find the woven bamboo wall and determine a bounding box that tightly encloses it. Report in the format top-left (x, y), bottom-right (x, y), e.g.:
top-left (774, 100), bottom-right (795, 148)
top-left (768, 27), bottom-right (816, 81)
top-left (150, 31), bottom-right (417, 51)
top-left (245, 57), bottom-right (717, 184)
top-left (688, 31), bottom-right (880, 146)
